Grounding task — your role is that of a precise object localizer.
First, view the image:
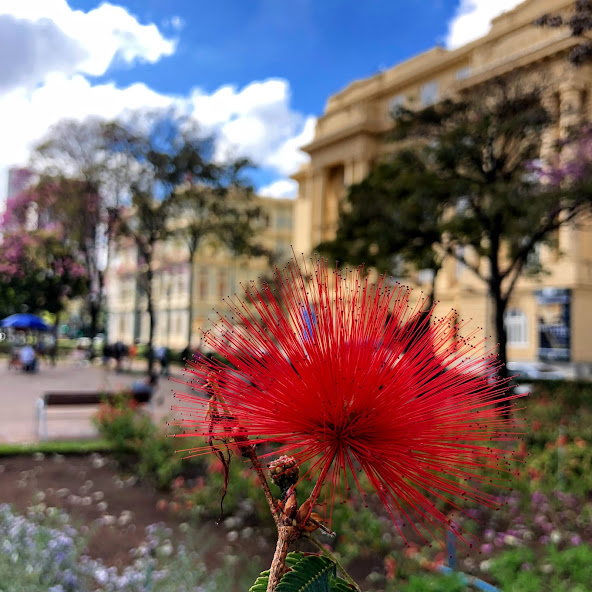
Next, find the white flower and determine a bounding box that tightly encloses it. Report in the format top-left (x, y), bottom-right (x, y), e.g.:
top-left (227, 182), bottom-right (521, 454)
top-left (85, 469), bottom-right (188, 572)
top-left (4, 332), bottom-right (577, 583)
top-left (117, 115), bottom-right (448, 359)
top-left (503, 535), bottom-right (520, 547)
top-left (550, 530), bottom-right (562, 544)
top-left (118, 512), bottom-right (132, 526)
top-left (480, 560), bottom-right (492, 572)
top-left (226, 530), bottom-right (239, 542)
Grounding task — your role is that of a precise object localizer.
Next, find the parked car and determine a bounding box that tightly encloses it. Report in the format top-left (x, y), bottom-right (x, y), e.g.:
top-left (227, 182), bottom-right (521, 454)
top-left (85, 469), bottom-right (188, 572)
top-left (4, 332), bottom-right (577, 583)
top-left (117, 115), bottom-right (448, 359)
top-left (506, 362), bottom-right (565, 381)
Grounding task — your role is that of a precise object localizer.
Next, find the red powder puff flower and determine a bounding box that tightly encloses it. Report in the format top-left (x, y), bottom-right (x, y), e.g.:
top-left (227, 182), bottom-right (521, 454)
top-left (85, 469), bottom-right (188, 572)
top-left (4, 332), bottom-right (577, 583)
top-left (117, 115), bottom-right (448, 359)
top-left (174, 257), bottom-right (523, 544)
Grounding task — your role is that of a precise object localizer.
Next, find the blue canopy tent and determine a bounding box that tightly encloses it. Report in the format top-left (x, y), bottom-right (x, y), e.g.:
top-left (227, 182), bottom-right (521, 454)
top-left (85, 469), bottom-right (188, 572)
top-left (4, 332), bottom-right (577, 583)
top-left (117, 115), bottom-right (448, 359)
top-left (0, 313), bottom-right (51, 332)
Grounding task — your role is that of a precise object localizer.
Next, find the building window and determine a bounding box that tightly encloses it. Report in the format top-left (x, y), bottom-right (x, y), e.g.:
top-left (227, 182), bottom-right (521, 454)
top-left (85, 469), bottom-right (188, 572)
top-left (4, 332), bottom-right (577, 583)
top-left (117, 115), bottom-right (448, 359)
top-left (526, 242), bottom-right (542, 270)
top-left (420, 81), bottom-right (439, 106)
top-left (455, 245), bottom-right (467, 278)
top-left (389, 94), bottom-right (406, 114)
top-left (218, 269), bottom-right (228, 298)
top-left (418, 268), bottom-right (435, 285)
top-left (276, 211), bottom-right (293, 230)
top-left (505, 309), bottom-right (528, 347)
top-left (456, 67), bottom-right (471, 81)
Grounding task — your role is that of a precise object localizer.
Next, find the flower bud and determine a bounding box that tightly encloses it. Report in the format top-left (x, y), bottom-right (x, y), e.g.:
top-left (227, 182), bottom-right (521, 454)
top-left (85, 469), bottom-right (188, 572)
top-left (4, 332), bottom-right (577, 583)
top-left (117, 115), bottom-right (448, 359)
top-left (268, 456), bottom-right (299, 495)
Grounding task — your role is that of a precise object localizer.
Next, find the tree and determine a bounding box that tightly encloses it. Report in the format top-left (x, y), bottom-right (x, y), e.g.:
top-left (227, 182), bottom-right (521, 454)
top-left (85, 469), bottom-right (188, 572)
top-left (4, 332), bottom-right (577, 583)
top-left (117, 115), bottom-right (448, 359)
top-left (31, 117), bottom-right (136, 337)
top-left (172, 157), bottom-right (270, 347)
top-left (316, 149), bottom-right (446, 307)
top-left (536, 0), bottom-right (592, 66)
top-left (0, 228), bottom-right (88, 322)
top-left (105, 112), bottom-right (220, 373)
top-left (320, 77), bottom-right (592, 383)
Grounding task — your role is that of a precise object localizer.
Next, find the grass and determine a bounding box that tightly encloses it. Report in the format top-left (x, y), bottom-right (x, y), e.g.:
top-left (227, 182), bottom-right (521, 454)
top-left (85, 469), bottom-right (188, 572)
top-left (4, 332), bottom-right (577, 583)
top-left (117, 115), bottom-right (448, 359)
top-left (0, 439), bottom-right (116, 456)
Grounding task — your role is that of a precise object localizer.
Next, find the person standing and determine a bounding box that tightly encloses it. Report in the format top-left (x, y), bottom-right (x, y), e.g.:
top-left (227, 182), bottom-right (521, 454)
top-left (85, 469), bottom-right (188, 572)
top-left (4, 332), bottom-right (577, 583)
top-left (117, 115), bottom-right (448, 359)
top-left (156, 345), bottom-right (169, 376)
top-left (19, 344), bottom-right (37, 373)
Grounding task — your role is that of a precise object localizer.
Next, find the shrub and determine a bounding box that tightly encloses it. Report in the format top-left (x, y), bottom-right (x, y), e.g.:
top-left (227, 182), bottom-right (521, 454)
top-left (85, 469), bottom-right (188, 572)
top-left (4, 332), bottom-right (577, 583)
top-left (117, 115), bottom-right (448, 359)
top-left (490, 545), bottom-right (592, 592)
top-left (93, 395), bottom-right (205, 490)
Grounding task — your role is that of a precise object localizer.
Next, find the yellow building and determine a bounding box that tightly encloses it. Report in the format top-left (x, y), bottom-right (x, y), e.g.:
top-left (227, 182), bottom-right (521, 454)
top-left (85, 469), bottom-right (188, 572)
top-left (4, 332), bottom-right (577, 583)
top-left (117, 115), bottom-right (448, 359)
top-left (293, 0), bottom-right (592, 374)
top-left (106, 196), bottom-right (294, 350)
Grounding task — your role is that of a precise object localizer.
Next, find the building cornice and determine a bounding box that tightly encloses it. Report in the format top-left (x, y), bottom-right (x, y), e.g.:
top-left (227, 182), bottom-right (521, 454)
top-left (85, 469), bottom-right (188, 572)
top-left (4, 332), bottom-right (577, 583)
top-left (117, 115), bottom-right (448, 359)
top-left (300, 120), bottom-right (385, 155)
top-left (302, 34), bottom-right (579, 155)
top-left (322, 0), bottom-right (574, 115)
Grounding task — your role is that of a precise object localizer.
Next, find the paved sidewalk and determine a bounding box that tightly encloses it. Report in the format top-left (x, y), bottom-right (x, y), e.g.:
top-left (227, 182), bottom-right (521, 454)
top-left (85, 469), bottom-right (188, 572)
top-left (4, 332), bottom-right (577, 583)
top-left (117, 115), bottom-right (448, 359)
top-left (0, 360), bottom-right (199, 443)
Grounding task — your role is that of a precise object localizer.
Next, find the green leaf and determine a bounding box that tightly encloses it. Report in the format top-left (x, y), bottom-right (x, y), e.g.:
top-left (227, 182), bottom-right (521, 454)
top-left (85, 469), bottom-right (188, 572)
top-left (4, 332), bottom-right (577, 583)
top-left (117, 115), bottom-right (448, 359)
top-left (276, 555), bottom-right (334, 592)
top-left (328, 575), bottom-right (356, 592)
top-left (249, 569), bottom-right (270, 592)
top-left (249, 553), bottom-right (355, 592)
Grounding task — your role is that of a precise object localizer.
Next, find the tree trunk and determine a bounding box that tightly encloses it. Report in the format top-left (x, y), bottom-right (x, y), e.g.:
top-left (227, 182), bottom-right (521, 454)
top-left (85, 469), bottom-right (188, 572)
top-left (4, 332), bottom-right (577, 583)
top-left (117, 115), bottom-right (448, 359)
top-left (51, 311), bottom-right (60, 366)
top-left (492, 289), bottom-right (509, 382)
top-left (186, 248), bottom-right (195, 348)
top-left (89, 300), bottom-right (100, 339)
top-left (425, 267), bottom-right (438, 311)
top-left (488, 223), bottom-right (511, 413)
top-left (146, 264), bottom-right (155, 375)
top-left (92, 269), bottom-right (105, 338)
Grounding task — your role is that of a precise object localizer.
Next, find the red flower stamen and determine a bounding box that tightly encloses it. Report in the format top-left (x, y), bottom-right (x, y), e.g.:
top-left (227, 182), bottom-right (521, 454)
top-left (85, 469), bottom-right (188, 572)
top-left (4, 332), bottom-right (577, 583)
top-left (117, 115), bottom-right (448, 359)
top-left (173, 257), bottom-right (524, 544)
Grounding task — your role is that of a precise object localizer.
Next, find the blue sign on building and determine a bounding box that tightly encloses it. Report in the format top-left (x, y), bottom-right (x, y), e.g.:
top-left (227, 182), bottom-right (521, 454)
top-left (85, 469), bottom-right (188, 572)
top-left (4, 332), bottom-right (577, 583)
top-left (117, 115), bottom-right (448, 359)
top-left (535, 288), bottom-right (571, 362)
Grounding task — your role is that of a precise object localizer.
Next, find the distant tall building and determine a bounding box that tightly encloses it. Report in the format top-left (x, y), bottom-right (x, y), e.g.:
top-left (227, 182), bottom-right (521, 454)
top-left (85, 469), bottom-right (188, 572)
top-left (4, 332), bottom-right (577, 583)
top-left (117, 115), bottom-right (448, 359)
top-left (0, 166), bottom-right (33, 232)
top-left (2, 166), bottom-right (33, 218)
top-left (7, 167), bottom-right (33, 200)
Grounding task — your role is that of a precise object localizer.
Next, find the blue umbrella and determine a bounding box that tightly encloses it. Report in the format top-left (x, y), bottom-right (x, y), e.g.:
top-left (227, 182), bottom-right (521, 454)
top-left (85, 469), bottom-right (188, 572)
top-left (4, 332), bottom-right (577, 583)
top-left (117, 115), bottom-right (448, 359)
top-left (0, 313), bottom-right (51, 331)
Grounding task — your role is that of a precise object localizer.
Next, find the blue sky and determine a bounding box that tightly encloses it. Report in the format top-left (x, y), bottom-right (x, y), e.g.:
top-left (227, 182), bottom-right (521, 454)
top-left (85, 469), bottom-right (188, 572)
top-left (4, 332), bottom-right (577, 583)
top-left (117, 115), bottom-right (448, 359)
top-left (0, 0), bottom-right (524, 199)
top-left (79, 0), bottom-right (457, 113)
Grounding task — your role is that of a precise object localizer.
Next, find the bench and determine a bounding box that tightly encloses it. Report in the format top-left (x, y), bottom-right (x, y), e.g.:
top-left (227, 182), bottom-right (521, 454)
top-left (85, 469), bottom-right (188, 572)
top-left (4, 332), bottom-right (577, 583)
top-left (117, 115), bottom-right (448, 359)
top-left (35, 391), bottom-right (153, 441)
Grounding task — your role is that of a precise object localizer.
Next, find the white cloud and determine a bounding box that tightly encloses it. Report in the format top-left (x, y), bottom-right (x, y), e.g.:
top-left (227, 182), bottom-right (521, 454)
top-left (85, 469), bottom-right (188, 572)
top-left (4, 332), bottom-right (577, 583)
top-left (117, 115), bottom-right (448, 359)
top-left (259, 179), bottom-right (299, 198)
top-left (191, 79), bottom-right (316, 175)
top-left (445, 0), bottom-right (524, 49)
top-left (0, 15), bottom-right (87, 92)
top-left (0, 2), bottom-right (312, 204)
top-left (0, 0), bottom-right (175, 79)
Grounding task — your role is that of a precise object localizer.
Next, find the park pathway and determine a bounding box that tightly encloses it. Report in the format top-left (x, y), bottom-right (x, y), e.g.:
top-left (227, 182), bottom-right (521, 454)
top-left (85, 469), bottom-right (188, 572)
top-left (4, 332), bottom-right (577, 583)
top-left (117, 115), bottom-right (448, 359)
top-left (0, 360), bottom-right (196, 443)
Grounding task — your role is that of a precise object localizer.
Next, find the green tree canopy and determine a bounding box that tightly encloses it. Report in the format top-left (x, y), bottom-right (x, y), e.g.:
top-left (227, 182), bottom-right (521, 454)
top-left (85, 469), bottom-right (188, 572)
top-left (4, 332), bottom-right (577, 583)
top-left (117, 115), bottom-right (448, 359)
top-left (318, 76), bottom-right (592, 380)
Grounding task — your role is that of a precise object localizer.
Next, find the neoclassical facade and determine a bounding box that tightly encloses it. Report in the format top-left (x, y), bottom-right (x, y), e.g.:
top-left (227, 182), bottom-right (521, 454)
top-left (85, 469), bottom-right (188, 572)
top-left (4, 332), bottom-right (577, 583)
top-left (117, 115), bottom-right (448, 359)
top-left (293, 0), bottom-right (592, 372)
top-left (106, 197), bottom-right (294, 350)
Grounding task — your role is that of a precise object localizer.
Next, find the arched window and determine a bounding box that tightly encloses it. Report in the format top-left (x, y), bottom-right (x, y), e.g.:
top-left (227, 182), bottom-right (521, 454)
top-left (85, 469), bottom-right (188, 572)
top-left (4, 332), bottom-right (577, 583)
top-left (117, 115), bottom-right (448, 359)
top-left (505, 309), bottom-right (528, 347)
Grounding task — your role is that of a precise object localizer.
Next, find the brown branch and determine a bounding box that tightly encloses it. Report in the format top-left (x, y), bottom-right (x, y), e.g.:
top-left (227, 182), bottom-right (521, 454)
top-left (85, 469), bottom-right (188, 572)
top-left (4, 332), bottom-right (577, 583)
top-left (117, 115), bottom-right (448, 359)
top-left (267, 526), bottom-right (299, 592)
top-left (244, 447), bottom-right (281, 529)
top-left (444, 244), bottom-right (483, 279)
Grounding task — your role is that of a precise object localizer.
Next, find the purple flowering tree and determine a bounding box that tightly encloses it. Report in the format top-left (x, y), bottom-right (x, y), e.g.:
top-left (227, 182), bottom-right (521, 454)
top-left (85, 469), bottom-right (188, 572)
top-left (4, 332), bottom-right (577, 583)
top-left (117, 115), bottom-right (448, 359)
top-left (0, 187), bottom-right (88, 321)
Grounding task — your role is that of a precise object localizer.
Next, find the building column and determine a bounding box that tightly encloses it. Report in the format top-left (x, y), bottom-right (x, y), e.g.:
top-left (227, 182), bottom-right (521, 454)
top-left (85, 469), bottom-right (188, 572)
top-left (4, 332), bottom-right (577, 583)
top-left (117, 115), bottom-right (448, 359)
top-left (352, 160), bottom-right (370, 184)
top-left (559, 84), bottom-right (585, 139)
top-left (344, 160), bottom-right (355, 187)
top-left (541, 91), bottom-right (560, 160)
top-left (311, 169), bottom-right (326, 247)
